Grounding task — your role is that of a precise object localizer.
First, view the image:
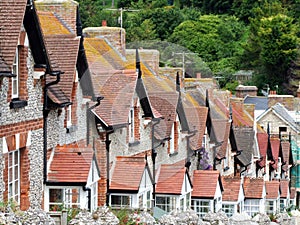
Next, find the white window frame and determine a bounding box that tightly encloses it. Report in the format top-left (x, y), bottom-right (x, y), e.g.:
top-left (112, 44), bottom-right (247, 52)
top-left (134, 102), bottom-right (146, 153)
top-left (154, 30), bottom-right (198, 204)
top-left (265, 200), bottom-right (276, 215)
top-left (222, 204), bottom-right (235, 217)
top-left (202, 135), bottom-right (206, 148)
top-left (170, 115), bottom-right (179, 154)
top-left (12, 47), bottom-right (20, 99)
top-left (128, 106), bottom-right (135, 143)
top-left (110, 194), bottom-right (132, 209)
top-left (8, 149), bottom-right (20, 204)
top-left (155, 195), bottom-right (176, 213)
top-left (48, 187), bottom-right (81, 211)
top-left (191, 199), bottom-right (210, 218)
top-left (66, 105), bottom-right (72, 127)
top-left (244, 199), bottom-right (260, 217)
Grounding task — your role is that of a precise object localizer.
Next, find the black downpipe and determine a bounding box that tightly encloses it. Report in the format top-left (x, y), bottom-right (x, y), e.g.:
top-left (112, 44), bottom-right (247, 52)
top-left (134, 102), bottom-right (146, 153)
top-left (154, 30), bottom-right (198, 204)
top-left (151, 118), bottom-right (161, 209)
top-left (86, 97), bottom-right (104, 145)
top-left (43, 72), bottom-right (61, 183)
top-left (83, 186), bottom-right (91, 211)
top-left (105, 130), bottom-right (113, 206)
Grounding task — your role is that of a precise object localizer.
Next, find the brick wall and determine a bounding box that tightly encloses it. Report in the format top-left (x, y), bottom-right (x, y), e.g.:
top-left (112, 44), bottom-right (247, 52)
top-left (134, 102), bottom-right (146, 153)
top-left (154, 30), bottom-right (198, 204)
top-left (0, 119), bottom-right (43, 138)
top-left (94, 134), bottom-right (107, 206)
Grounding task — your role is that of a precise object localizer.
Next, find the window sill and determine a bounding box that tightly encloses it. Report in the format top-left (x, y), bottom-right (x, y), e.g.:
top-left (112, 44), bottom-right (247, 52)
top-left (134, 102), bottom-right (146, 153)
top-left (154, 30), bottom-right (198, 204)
top-left (9, 99), bottom-right (28, 109)
top-left (66, 125), bottom-right (77, 133)
top-left (169, 151), bottom-right (178, 157)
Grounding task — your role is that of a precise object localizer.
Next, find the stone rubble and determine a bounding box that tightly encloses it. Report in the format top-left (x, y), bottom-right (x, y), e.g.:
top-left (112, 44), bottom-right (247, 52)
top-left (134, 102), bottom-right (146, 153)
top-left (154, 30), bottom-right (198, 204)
top-left (158, 209), bottom-right (199, 225)
top-left (68, 207), bottom-right (119, 225)
top-left (129, 209), bottom-right (158, 224)
top-left (0, 206), bottom-right (299, 225)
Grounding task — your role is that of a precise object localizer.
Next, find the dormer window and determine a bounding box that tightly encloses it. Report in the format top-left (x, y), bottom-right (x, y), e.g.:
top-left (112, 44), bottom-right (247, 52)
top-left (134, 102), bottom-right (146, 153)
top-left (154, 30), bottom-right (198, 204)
top-left (12, 47), bottom-right (20, 99)
top-left (67, 105), bottom-right (72, 127)
top-left (169, 115), bottom-right (179, 155)
top-left (129, 106), bottom-right (134, 143)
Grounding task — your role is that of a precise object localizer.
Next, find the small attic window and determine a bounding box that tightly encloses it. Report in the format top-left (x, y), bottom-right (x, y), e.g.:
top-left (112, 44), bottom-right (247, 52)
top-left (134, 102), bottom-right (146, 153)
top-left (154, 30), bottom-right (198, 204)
top-left (279, 127), bottom-right (287, 132)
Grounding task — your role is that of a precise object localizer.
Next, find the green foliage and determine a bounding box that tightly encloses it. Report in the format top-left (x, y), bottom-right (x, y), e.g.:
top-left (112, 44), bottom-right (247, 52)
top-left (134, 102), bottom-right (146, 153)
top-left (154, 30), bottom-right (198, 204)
top-left (169, 14), bottom-right (248, 73)
top-left (113, 208), bottom-right (145, 225)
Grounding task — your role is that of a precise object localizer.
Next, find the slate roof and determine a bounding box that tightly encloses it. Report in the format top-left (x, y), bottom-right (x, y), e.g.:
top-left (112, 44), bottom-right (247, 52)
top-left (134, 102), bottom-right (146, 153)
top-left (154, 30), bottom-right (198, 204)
top-left (257, 103), bottom-right (300, 133)
top-left (47, 143), bottom-right (96, 183)
top-left (230, 100), bottom-right (256, 166)
top-left (243, 177), bottom-right (265, 199)
top-left (233, 127), bottom-right (255, 166)
top-left (156, 161), bottom-right (190, 195)
top-left (244, 96), bottom-right (268, 111)
top-left (213, 120), bottom-right (231, 159)
top-left (0, 0), bottom-right (27, 71)
top-left (110, 156), bottom-right (151, 192)
top-left (280, 180), bottom-right (290, 198)
top-left (265, 180), bottom-right (280, 200)
top-left (192, 170), bottom-right (221, 198)
top-left (221, 176), bottom-right (242, 202)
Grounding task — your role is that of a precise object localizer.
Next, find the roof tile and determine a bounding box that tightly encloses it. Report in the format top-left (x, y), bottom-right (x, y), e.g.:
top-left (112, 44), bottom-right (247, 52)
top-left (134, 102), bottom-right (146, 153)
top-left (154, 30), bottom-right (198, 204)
top-left (110, 156), bottom-right (149, 192)
top-left (48, 143), bottom-right (94, 183)
top-left (156, 161), bottom-right (188, 195)
top-left (192, 170), bottom-right (220, 198)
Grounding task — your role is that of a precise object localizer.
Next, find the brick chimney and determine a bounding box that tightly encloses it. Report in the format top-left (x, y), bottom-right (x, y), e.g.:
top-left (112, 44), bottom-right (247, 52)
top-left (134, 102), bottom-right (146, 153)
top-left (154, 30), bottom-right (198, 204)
top-left (83, 26), bottom-right (126, 57)
top-left (35, 0), bottom-right (78, 33)
top-left (235, 85), bottom-right (258, 98)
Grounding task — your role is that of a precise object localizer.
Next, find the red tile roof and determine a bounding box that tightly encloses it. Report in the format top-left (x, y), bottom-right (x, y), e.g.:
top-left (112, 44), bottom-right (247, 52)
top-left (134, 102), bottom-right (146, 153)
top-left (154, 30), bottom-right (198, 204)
top-left (221, 176), bottom-right (242, 202)
top-left (192, 170), bottom-right (221, 198)
top-left (270, 138), bottom-right (280, 169)
top-left (92, 70), bottom-right (137, 127)
top-left (48, 143), bottom-right (95, 183)
top-left (257, 132), bottom-right (268, 168)
top-left (0, 0), bottom-right (27, 70)
top-left (265, 180), bottom-right (280, 199)
top-left (84, 37), bottom-right (138, 127)
top-left (182, 92), bottom-right (208, 150)
top-left (37, 10), bottom-right (80, 103)
top-left (156, 161), bottom-right (189, 195)
top-left (231, 100), bottom-right (254, 127)
top-left (243, 177), bottom-right (265, 199)
top-left (110, 156), bottom-right (150, 192)
top-left (280, 180), bottom-right (290, 198)
top-left (214, 120), bottom-right (231, 159)
top-left (149, 92), bottom-right (179, 140)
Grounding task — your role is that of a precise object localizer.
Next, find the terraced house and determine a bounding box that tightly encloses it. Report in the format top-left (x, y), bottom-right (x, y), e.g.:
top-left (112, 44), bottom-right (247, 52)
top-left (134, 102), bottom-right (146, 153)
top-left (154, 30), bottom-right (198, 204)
top-left (1, 0), bottom-right (299, 221)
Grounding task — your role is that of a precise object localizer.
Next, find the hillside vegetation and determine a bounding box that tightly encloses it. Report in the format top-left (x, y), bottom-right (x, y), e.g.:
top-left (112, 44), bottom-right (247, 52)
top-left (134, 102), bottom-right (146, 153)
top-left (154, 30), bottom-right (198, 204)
top-left (76, 0), bottom-right (300, 95)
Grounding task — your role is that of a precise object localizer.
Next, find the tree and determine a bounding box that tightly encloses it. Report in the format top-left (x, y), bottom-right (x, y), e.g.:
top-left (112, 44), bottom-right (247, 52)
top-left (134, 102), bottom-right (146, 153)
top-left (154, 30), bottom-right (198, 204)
top-left (258, 14), bottom-right (299, 84)
top-left (169, 15), bottom-right (247, 73)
